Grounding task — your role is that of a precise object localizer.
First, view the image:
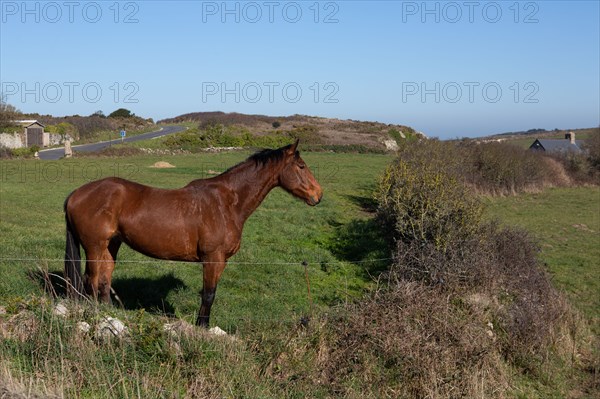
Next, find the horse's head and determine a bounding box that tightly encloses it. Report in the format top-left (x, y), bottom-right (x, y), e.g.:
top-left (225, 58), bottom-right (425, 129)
top-left (279, 140), bottom-right (323, 206)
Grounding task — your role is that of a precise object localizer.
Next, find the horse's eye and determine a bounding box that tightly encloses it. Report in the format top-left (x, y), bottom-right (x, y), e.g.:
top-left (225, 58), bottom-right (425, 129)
top-left (298, 163), bottom-right (306, 169)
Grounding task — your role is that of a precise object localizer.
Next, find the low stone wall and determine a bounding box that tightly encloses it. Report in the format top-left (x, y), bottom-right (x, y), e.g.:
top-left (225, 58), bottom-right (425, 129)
top-left (0, 133), bottom-right (24, 149)
top-left (0, 132), bottom-right (68, 148)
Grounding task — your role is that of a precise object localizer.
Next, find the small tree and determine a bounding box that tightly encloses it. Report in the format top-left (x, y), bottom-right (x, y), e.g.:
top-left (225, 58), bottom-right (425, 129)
top-left (108, 108), bottom-right (134, 118)
top-left (46, 122), bottom-right (78, 141)
top-left (272, 121), bottom-right (281, 129)
top-left (0, 96), bottom-right (21, 129)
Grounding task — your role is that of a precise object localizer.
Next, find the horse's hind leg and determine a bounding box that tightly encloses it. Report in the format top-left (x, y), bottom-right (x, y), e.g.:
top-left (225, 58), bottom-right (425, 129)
top-left (84, 238), bottom-right (120, 303)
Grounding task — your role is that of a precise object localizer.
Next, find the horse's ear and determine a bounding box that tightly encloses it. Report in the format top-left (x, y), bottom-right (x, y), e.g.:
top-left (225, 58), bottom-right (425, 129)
top-left (287, 139), bottom-right (300, 155)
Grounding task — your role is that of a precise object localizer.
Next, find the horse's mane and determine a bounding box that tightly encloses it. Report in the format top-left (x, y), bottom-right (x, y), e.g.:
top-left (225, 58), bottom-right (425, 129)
top-left (221, 144), bottom-right (296, 174)
top-left (186, 144), bottom-right (297, 186)
top-left (247, 144), bottom-right (293, 166)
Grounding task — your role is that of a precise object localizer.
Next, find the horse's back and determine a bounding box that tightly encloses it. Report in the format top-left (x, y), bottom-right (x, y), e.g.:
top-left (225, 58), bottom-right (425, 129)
top-left (66, 177), bottom-right (142, 212)
top-left (65, 178), bottom-right (143, 238)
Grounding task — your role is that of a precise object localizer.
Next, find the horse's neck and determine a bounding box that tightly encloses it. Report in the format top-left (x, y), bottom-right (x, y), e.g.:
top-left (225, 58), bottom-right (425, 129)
top-left (223, 161), bottom-right (280, 222)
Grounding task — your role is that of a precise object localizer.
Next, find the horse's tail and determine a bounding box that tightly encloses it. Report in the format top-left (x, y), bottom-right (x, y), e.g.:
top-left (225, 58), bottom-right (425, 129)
top-left (64, 194), bottom-right (84, 298)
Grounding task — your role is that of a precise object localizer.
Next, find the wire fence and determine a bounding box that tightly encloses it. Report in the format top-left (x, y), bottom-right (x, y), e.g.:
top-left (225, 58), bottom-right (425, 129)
top-left (0, 256), bottom-right (395, 266)
top-left (0, 254), bottom-right (396, 327)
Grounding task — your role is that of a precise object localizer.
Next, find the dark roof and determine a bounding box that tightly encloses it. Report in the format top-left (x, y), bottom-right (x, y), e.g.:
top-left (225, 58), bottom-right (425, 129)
top-left (25, 121), bottom-right (45, 128)
top-left (14, 120), bottom-right (45, 128)
top-left (530, 139), bottom-right (584, 153)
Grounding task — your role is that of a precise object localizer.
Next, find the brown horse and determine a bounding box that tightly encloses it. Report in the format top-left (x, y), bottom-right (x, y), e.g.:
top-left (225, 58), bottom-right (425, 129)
top-left (64, 140), bottom-right (322, 327)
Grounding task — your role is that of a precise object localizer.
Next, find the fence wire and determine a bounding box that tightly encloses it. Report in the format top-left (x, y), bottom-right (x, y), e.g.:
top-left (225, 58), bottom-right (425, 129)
top-left (0, 256), bottom-right (394, 266)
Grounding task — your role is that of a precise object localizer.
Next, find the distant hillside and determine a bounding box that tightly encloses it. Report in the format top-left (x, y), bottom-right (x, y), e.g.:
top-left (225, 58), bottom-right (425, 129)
top-left (158, 112), bottom-right (424, 150)
top-left (477, 127), bottom-right (599, 149)
top-left (20, 112), bottom-right (154, 141)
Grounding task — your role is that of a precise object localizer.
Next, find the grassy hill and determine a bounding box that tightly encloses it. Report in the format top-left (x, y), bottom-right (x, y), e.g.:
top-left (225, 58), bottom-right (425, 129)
top-left (159, 111), bottom-right (424, 150)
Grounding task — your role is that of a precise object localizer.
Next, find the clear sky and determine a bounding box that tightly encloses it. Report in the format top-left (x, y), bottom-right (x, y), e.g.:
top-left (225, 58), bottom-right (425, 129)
top-left (1, 0), bottom-right (598, 138)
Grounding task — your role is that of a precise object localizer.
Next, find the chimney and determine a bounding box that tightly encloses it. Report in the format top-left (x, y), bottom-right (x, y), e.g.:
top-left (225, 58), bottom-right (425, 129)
top-left (565, 131), bottom-right (575, 144)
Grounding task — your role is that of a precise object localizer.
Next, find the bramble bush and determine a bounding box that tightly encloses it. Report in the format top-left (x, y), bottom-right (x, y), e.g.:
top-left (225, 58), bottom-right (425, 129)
top-left (584, 132), bottom-right (600, 173)
top-left (375, 140), bottom-right (482, 252)
top-left (325, 138), bottom-right (595, 397)
top-left (464, 141), bottom-right (561, 194)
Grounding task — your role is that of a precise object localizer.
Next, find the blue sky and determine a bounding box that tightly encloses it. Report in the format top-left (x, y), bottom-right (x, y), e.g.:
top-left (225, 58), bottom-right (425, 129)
top-left (1, 1), bottom-right (598, 138)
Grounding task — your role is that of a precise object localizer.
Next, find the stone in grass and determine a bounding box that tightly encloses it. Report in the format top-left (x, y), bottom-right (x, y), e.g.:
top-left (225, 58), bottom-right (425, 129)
top-left (208, 326), bottom-right (227, 336)
top-left (77, 321), bottom-right (91, 334)
top-left (163, 321), bottom-right (228, 337)
top-left (53, 302), bottom-right (69, 318)
top-left (95, 316), bottom-right (128, 340)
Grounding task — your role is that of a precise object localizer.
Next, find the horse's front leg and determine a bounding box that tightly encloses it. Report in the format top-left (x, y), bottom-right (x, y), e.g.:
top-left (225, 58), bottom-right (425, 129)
top-left (197, 253), bottom-right (227, 328)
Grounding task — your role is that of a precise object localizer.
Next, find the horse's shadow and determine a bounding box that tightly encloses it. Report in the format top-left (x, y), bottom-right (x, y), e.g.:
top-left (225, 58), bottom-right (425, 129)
top-left (112, 273), bottom-right (185, 315)
top-left (33, 270), bottom-right (185, 316)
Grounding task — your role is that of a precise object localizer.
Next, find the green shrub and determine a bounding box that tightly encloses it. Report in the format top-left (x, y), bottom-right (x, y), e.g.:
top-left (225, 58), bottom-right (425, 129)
top-left (464, 141), bottom-right (557, 194)
top-left (388, 128), bottom-right (403, 145)
top-left (249, 133), bottom-right (290, 148)
top-left (299, 222), bottom-right (585, 398)
top-left (332, 143), bottom-right (594, 396)
top-left (10, 146), bottom-right (39, 158)
top-left (0, 146), bottom-right (13, 159)
top-left (552, 149), bottom-right (600, 184)
top-left (108, 108), bottom-right (135, 118)
top-left (584, 132), bottom-right (600, 173)
top-left (163, 130), bottom-right (206, 151)
top-left (387, 128), bottom-right (418, 144)
top-left (45, 122), bottom-right (78, 140)
top-left (388, 139), bottom-right (572, 197)
top-left (288, 125), bottom-right (321, 144)
top-left (375, 141), bottom-right (483, 251)
top-left (302, 144), bottom-right (387, 154)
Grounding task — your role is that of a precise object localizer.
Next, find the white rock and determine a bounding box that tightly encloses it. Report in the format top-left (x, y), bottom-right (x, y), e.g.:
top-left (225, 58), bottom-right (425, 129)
top-left (53, 303), bottom-right (69, 318)
top-left (383, 139), bottom-right (399, 151)
top-left (208, 326), bottom-right (227, 336)
top-left (96, 316), bottom-right (128, 339)
top-left (77, 321), bottom-right (91, 333)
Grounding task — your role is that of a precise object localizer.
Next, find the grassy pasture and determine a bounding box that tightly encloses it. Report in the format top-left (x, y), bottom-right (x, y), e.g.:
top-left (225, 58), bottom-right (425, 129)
top-left (0, 152), bottom-right (392, 331)
top-left (484, 187), bottom-right (600, 334)
top-left (0, 150), bottom-right (598, 397)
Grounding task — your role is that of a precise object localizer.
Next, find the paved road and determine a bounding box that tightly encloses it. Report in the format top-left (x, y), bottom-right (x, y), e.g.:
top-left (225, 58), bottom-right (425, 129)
top-left (38, 125), bottom-right (186, 160)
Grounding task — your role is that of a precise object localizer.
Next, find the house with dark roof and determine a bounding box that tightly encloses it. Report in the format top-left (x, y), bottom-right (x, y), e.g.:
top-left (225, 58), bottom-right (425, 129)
top-left (18, 120), bottom-right (48, 147)
top-left (529, 132), bottom-right (584, 153)
top-left (0, 120), bottom-right (49, 149)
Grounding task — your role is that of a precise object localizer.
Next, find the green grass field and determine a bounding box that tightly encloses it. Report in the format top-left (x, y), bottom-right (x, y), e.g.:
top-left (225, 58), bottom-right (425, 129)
top-left (0, 151), bottom-right (598, 397)
top-left (484, 187), bottom-right (600, 334)
top-left (0, 152), bottom-right (392, 331)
